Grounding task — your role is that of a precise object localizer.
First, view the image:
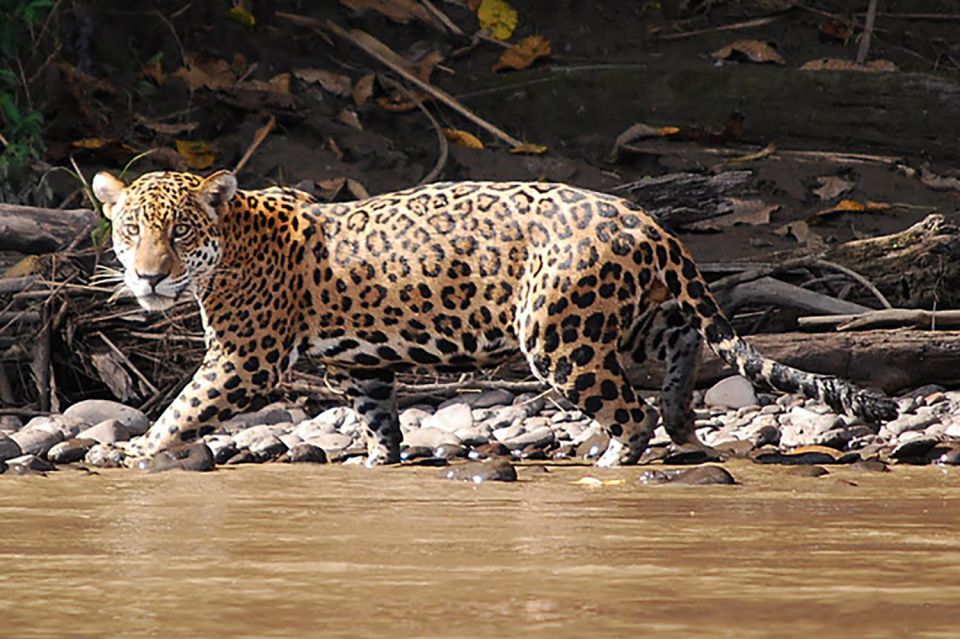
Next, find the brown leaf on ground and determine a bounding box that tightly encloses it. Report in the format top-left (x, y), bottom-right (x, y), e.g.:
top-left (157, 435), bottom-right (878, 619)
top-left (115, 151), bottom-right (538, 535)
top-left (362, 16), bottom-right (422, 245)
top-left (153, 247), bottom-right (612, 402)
top-left (339, 0), bottom-right (446, 30)
top-left (813, 175), bottom-right (854, 201)
top-left (610, 122), bottom-right (680, 158)
top-left (376, 92), bottom-right (426, 112)
top-left (711, 39), bottom-right (786, 65)
top-left (142, 60), bottom-right (166, 85)
top-left (818, 20), bottom-right (853, 43)
top-left (493, 35), bottom-right (551, 72)
top-left (353, 73), bottom-right (375, 106)
top-left (346, 178), bottom-right (370, 200)
top-left (294, 68), bottom-right (353, 96)
top-left (508, 143), bottom-right (548, 155)
top-left (812, 198), bottom-right (892, 221)
top-left (774, 220), bottom-right (825, 249)
top-left (3, 256), bottom-right (42, 279)
top-left (174, 54), bottom-right (236, 91)
top-left (338, 108), bottom-right (363, 130)
top-left (239, 72), bottom-right (291, 95)
top-left (444, 128), bottom-right (485, 149)
top-left (686, 199), bottom-right (778, 231)
top-left (800, 58), bottom-right (898, 72)
top-left (175, 140), bottom-right (217, 169)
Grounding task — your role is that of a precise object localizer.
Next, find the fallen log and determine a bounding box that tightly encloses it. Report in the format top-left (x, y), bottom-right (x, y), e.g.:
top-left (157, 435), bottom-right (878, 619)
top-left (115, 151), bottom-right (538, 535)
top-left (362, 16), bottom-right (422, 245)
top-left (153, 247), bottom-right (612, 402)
top-left (627, 329), bottom-right (960, 393)
top-left (798, 309), bottom-right (960, 331)
top-left (0, 204), bottom-right (99, 253)
top-left (612, 170), bottom-right (756, 228)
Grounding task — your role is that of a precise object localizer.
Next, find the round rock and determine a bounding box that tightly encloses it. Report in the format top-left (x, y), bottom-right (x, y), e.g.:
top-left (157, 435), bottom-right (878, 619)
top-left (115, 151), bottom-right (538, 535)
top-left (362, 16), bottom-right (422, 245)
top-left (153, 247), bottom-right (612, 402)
top-left (439, 459), bottom-right (517, 483)
top-left (704, 376), bottom-right (758, 410)
top-left (64, 400), bottom-right (150, 435)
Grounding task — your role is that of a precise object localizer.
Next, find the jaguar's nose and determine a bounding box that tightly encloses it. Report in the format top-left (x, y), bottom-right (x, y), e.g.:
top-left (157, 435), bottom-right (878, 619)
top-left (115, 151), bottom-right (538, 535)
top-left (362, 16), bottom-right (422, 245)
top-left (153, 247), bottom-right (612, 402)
top-left (135, 270), bottom-right (168, 289)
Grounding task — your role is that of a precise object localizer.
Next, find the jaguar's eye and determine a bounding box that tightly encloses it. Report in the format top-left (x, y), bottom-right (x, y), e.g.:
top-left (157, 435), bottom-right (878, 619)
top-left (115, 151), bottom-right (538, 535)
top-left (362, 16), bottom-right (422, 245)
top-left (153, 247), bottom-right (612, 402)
top-left (123, 223), bottom-right (140, 237)
top-left (172, 223), bottom-right (191, 239)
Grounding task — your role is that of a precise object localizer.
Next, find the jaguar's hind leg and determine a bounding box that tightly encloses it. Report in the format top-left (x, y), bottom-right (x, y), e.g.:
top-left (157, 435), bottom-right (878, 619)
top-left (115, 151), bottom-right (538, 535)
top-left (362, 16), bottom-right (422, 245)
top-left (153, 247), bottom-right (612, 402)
top-left (521, 324), bottom-right (659, 466)
top-left (327, 366), bottom-right (401, 466)
top-left (621, 302), bottom-right (702, 446)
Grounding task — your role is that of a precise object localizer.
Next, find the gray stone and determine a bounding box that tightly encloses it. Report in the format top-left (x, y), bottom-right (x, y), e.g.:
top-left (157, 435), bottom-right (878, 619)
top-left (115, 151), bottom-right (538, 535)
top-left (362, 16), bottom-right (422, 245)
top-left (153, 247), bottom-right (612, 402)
top-left (6, 454), bottom-right (57, 475)
top-left (890, 436), bottom-right (940, 462)
top-left (249, 435), bottom-right (288, 460)
top-left (439, 459), bottom-right (517, 482)
top-left (704, 376), bottom-right (758, 410)
top-left (421, 402), bottom-right (473, 433)
top-left (454, 426), bottom-right (491, 446)
top-left (76, 419), bottom-right (130, 445)
top-left (222, 407), bottom-right (292, 430)
top-left (311, 406), bottom-right (353, 429)
top-left (47, 438), bottom-right (98, 464)
top-left (459, 388), bottom-right (515, 409)
top-left (146, 442), bottom-right (215, 472)
top-left (308, 432), bottom-right (355, 453)
top-left (233, 423), bottom-right (292, 449)
top-left (512, 393), bottom-right (547, 415)
top-left (944, 419), bottom-right (960, 440)
top-left (64, 400), bottom-right (149, 435)
top-left (22, 414), bottom-right (86, 439)
top-left (0, 432), bottom-right (22, 462)
top-left (502, 426), bottom-right (555, 450)
top-left (399, 407), bottom-right (433, 431)
top-left (294, 418), bottom-right (337, 441)
top-left (279, 433), bottom-right (303, 450)
top-left (492, 422), bottom-right (524, 442)
top-left (639, 465), bottom-right (736, 485)
top-left (882, 411), bottom-right (942, 437)
top-left (283, 443), bottom-right (328, 464)
top-left (402, 427), bottom-right (460, 450)
top-left (10, 427), bottom-right (63, 457)
top-left (480, 405), bottom-right (527, 430)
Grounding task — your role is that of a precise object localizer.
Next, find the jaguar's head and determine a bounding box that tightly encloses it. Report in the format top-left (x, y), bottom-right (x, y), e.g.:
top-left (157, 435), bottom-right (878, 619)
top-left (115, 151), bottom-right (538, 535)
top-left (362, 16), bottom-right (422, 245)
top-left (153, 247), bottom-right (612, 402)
top-left (92, 170), bottom-right (237, 311)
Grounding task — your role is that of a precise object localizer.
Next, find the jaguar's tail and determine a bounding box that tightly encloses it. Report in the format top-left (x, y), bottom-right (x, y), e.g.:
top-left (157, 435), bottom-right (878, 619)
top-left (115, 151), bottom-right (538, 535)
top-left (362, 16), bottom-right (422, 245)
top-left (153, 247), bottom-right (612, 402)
top-left (656, 234), bottom-right (898, 423)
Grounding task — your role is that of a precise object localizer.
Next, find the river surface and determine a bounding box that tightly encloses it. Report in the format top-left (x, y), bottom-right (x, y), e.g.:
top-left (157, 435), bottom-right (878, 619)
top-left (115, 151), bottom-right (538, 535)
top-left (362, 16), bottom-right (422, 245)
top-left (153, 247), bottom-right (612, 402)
top-left (1, 461), bottom-right (958, 638)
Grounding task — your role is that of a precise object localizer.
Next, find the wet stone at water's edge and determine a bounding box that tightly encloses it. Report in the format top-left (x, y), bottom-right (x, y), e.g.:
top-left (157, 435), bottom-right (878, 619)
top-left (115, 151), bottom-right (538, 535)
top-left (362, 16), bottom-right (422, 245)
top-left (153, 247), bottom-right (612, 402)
top-left (5, 376), bottom-right (960, 478)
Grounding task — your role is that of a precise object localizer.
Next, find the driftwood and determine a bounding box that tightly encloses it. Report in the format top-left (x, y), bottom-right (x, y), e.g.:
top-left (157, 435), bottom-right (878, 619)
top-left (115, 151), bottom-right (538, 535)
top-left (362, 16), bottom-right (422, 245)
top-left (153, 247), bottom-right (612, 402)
top-left (627, 329), bottom-right (960, 393)
top-left (798, 309), bottom-right (960, 331)
top-left (720, 277), bottom-right (871, 316)
top-left (0, 204), bottom-right (99, 253)
top-left (612, 170), bottom-right (755, 228)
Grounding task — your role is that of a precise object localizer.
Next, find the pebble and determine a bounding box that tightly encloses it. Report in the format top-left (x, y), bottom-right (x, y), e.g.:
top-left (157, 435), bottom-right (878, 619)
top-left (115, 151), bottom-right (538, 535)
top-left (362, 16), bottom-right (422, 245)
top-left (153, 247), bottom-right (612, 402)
top-left (501, 425), bottom-right (555, 451)
top-left (7, 454), bottom-right (58, 476)
top-left (433, 443), bottom-right (467, 460)
top-left (64, 400), bottom-right (150, 435)
top-left (704, 376), bottom-right (758, 410)
top-left (281, 443), bottom-right (328, 464)
top-left (9, 426), bottom-right (63, 457)
top-left (249, 435), bottom-right (288, 460)
top-left (467, 442), bottom-right (510, 460)
top-left (402, 427), bottom-right (460, 450)
top-left (145, 442), bottom-right (215, 472)
top-left (83, 443), bottom-right (125, 468)
top-left (400, 446), bottom-right (435, 462)
top-left (444, 388), bottom-right (515, 409)
top-left (0, 432), bottom-right (22, 462)
top-left (0, 415), bottom-right (22, 433)
top-left (47, 438), bottom-right (98, 464)
top-left (936, 444), bottom-right (960, 466)
top-left (76, 419), bottom-right (130, 445)
top-left (575, 431), bottom-right (610, 460)
top-left (439, 459), bottom-right (517, 483)
top-left (233, 424), bottom-right (291, 450)
top-left (421, 402), bottom-right (473, 433)
top-left (890, 437), bottom-right (940, 463)
top-left (639, 466), bottom-right (737, 486)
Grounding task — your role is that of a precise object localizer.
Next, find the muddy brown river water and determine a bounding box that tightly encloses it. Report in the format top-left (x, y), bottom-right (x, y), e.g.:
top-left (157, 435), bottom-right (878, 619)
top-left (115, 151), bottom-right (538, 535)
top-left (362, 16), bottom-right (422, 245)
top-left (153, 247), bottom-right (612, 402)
top-left (1, 462), bottom-right (958, 638)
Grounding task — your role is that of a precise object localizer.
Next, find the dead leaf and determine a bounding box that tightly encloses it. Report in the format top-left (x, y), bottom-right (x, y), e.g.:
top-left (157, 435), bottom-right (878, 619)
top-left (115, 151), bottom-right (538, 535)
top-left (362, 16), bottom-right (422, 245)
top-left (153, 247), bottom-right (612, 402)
top-left (3, 255), bottom-right (41, 279)
top-left (174, 54), bottom-right (236, 91)
top-left (134, 114), bottom-right (198, 136)
top-left (294, 68), bottom-right (353, 97)
top-left (227, 3), bottom-right (256, 28)
top-left (376, 92), bottom-right (425, 112)
top-left (774, 220), bottom-right (825, 249)
top-left (508, 143), bottom-right (548, 155)
top-left (711, 39), bottom-right (785, 65)
top-left (239, 72), bottom-right (291, 95)
top-left (353, 73), bottom-right (375, 106)
top-left (444, 128), bottom-right (485, 149)
top-left (346, 178), bottom-right (370, 200)
top-left (813, 175), bottom-right (854, 201)
top-left (686, 199), bottom-right (778, 231)
top-left (338, 108), bottom-right (363, 130)
top-left (339, 0), bottom-right (446, 30)
top-left (572, 477), bottom-right (625, 486)
top-left (493, 35), bottom-right (551, 72)
top-left (477, 0), bottom-right (518, 40)
top-left (812, 199), bottom-right (891, 220)
top-left (142, 60), bottom-right (166, 85)
top-left (785, 445), bottom-right (843, 460)
top-left (175, 139), bottom-right (217, 170)
top-left (800, 58), bottom-right (898, 72)
top-left (818, 20), bottom-right (853, 42)
top-left (69, 138), bottom-right (138, 162)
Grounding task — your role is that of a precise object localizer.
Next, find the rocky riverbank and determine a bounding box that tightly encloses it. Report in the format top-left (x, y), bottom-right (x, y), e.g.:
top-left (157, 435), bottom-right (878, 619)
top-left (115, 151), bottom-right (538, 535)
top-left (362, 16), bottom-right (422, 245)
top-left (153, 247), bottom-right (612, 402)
top-left (2, 375), bottom-right (959, 479)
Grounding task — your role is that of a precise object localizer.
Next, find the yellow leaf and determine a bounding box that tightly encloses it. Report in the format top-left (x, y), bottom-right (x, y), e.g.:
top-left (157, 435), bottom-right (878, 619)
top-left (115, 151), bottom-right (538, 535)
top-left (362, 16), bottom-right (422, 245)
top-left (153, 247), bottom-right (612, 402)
top-left (493, 35), bottom-right (551, 72)
top-left (175, 140), bottom-right (217, 170)
top-left (3, 255), bottom-right (41, 279)
top-left (477, 0), bottom-right (518, 41)
top-left (711, 39), bottom-right (786, 65)
top-left (227, 4), bottom-right (256, 28)
top-left (71, 138), bottom-right (110, 149)
top-left (443, 128), bottom-right (485, 149)
top-left (508, 143), bottom-right (547, 155)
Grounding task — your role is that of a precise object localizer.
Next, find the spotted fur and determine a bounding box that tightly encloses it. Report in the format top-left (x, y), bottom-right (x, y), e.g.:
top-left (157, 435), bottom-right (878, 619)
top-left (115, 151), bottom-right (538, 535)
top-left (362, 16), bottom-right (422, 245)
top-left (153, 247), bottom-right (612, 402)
top-left (92, 170), bottom-right (897, 466)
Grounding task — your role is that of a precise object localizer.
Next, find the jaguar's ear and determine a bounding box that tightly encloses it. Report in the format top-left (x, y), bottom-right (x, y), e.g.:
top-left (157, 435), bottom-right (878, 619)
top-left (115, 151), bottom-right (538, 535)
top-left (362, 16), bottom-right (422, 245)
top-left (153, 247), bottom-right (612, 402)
top-left (92, 172), bottom-right (126, 218)
top-left (199, 170), bottom-right (238, 213)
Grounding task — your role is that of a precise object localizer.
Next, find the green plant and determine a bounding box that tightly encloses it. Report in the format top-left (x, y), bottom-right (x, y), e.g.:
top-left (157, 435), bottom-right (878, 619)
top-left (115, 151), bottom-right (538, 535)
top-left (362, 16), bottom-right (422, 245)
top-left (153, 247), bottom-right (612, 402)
top-left (0, 0), bottom-right (54, 202)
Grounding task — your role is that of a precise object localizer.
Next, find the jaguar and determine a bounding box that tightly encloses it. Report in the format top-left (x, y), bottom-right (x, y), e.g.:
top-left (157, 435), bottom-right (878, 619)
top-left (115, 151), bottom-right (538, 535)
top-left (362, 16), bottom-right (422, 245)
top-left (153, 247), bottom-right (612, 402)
top-left (91, 170), bottom-right (897, 466)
